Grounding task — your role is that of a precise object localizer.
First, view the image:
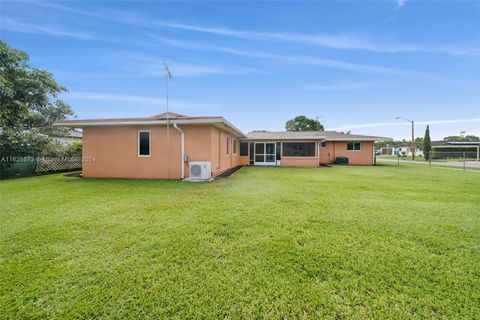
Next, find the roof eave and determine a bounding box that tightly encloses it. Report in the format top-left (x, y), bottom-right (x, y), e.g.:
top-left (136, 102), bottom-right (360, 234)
top-left (240, 137), bottom-right (326, 141)
top-left (241, 136), bottom-right (389, 141)
top-left (327, 137), bottom-right (389, 142)
top-left (54, 118), bottom-right (246, 138)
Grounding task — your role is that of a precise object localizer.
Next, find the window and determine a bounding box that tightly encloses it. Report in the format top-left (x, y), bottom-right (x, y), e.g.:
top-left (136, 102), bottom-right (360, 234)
top-left (319, 141), bottom-right (326, 148)
top-left (138, 131), bottom-right (151, 156)
top-left (347, 141), bottom-right (361, 151)
top-left (233, 140), bottom-right (237, 154)
top-left (240, 143), bottom-right (249, 156)
top-left (226, 137), bottom-right (229, 155)
top-left (282, 142), bottom-right (316, 157)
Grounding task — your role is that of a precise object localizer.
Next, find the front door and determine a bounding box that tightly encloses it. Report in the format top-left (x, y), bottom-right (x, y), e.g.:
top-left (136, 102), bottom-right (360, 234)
top-left (254, 142), bottom-right (276, 166)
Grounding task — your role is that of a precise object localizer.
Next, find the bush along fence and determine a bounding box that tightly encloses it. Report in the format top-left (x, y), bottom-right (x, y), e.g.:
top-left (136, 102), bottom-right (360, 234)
top-left (0, 152), bottom-right (84, 179)
top-left (430, 147), bottom-right (478, 160)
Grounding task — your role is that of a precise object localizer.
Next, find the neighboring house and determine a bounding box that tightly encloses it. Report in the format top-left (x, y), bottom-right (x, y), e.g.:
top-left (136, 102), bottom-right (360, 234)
top-left (392, 144), bottom-right (424, 157)
top-left (377, 146), bottom-right (393, 156)
top-left (55, 113), bottom-right (387, 179)
top-left (51, 129), bottom-right (82, 146)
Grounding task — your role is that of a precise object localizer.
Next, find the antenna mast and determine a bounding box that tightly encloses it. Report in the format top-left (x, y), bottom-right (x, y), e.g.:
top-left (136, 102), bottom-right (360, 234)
top-left (163, 60), bottom-right (173, 118)
top-left (163, 60), bottom-right (173, 178)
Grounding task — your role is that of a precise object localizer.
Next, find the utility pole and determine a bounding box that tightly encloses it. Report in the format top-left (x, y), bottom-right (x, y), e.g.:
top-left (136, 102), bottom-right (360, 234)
top-left (395, 117), bottom-right (415, 160)
top-left (163, 60), bottom-right (173, 178)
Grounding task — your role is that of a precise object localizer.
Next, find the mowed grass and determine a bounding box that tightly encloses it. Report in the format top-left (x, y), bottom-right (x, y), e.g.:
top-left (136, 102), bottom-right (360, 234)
top-left (1, 165), bottom-right (479, 319)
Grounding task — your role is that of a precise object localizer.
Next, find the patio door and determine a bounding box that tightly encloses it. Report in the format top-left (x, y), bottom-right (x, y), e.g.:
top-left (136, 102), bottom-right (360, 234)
top-left (254, 142), bottom-right (276, 166)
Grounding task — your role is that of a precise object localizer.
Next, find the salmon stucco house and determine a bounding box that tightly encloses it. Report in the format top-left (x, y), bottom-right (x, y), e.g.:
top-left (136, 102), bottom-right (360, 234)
top-left (55, 112), bottom-right (386, 180)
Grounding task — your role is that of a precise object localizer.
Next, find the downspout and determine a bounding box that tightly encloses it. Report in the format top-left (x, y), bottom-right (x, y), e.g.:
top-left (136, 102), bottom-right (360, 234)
top-left (317, 140), bottom-right (320, 166)
top-left (173, 123), bottom-right (184, 179)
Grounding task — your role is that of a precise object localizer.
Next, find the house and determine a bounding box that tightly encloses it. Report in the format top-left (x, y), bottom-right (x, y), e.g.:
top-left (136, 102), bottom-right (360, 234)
top-left (55, 113), bottom-right (387, 179)
top-left (391, 144), bottom-right (424, 157)
top-left (51, 129), bottom-right (83, 146)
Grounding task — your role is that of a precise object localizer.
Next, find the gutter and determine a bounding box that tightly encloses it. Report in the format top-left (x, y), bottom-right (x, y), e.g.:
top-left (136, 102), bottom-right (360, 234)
top-left (173, 123), bottom-right (185, 179)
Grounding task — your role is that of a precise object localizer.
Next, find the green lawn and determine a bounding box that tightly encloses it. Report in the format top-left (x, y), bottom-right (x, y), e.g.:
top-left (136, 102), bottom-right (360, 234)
top-left (1, 165), bottom-right (479, 319)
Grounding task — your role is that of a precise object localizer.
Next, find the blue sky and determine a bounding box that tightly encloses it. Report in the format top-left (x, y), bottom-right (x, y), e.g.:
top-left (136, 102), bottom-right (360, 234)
top-left (2, 0), bottom-right (480, 140)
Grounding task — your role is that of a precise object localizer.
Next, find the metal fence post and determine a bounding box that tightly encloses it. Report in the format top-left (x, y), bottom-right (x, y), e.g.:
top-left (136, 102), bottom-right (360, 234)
top-left (398, 154), bottom-right (400, 166)
top-left (463, 152), bottom-right (466, 172)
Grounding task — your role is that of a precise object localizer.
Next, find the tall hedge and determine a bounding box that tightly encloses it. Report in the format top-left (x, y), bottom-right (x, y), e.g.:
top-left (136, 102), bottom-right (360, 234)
top-left (431, 147), bottom-right (477, 159)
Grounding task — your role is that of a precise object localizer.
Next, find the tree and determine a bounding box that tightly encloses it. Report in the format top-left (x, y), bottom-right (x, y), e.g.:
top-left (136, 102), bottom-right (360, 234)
top-left (415, 137), bottom-right (424, 146)
top-left (0, 40), bottom-right (74, 158)
top-left (375, 139), bottom-right (405, 148)
top-left (443, 135), bottom-right (479, 142)
top-left (285, 115), bottom-right (324, 131)
top-left (423, 125), bottom-right (432, 161)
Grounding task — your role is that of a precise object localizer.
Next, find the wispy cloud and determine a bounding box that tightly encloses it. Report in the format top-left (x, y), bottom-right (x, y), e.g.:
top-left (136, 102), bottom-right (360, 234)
top-left (3, 6), bottom-right (450, 80)
top-left (161, 26), bottom-right (479, 56)
top-left (132, 14), bottom-right (480, 56)
top-left (145, 37), bottom-right (435, 78)
top-left (1, 18), bottom-right (97, 40)
top-left (67, 91), bottom-right (163, 106)
top-left (116, 53), bottom-right (267, 77)
top-left (394, 0), bottom-right (406, 10)
top-left (65, 91), bottom-right (218, 110)
top-left (306, 82), bottom-right (372, 91)
top-left (332, 118), bottom-right (480, 130)
top-left (26, 1), bottom-right (480, 56)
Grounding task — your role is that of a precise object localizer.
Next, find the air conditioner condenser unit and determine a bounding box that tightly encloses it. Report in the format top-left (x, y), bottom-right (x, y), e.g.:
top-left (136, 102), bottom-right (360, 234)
top-left (188, 162), bottom-right (212, 181)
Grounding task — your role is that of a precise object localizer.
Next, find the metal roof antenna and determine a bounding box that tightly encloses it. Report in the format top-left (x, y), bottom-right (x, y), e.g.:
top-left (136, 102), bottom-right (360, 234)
top-left (163, 60), bottom-right (173, 178)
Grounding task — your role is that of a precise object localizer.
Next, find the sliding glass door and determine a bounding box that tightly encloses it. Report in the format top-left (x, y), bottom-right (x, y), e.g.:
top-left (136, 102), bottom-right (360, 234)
top-left (254, 142), bottom-right (276, 166)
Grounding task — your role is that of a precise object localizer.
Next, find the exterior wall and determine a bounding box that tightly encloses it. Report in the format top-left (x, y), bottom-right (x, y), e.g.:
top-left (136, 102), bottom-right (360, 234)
top-left (319, 141), bottom-right (374, 165)
top-left (183, 125), bottom-right (213, 177)
top-left (210, 127), bottom-right (239, 176)
top-left (238, 156), bottom-right (250, 166)
top-left (319, 141), bottom-right (336, 164)
top-left (82, 126), bottom-right (182, 179)
top-left (280, 157), bottom-right (318, 167)
top-left (82, 124), bottom-right (241, 179)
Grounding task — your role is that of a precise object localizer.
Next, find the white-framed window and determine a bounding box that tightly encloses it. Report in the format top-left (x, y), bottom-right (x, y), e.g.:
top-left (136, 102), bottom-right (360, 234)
top-left (226, 137), bottom-right (230, 155)
top-left (319, 141), bottom-right (326, 148)
top-left (138, 130), bottom-right (151, 157)
top-left (347, 141), bottom-right (361, 151)
top-left (233, 140), bottom-right (237, 155)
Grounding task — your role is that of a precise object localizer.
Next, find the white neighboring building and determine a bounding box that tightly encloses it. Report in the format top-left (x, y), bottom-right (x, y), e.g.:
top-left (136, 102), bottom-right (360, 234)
top-left (392, 144), bottom-right (423, 157)
top-left (51, 129), bottom-right (82, 146)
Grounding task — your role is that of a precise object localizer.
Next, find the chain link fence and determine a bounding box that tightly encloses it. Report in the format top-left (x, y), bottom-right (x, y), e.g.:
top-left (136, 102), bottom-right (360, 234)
top-left (377, 151), bottom-right (480, 171)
